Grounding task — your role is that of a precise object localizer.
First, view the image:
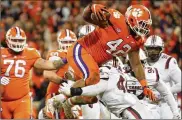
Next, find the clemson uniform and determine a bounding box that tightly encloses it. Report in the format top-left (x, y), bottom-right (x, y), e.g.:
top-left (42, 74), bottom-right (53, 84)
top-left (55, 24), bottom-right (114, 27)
top-left (67, 9), bottom-right (144, 86)
top-left (1, 47), bottom-right (40, 119)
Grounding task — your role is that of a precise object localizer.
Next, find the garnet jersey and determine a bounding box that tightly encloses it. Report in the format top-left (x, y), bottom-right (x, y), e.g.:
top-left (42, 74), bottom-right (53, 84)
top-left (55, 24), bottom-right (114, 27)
top-left (45, 50), bottom-right (68, 99)
top-left (78, 9), bottom-right (144, 65)
top-left (1, 47), bottom-right (40, 100)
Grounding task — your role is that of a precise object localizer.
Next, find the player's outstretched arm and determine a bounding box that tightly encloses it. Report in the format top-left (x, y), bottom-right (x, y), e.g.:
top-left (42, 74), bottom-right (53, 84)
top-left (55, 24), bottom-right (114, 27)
top-left (43, 70), bottom-right (63, 84)
top-left (128, 50), bottom-right (156, 101)
top-left (60, 79), bottom-right (107, 97)
top-left (34, 58), bottom-right (67, 70)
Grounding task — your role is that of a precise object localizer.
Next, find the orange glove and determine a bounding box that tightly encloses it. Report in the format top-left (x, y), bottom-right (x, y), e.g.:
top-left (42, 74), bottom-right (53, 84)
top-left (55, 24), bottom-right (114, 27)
top-left (140, 79), bottom-right (156, 101)
top-left (90, 4), bottom-right (109, 21)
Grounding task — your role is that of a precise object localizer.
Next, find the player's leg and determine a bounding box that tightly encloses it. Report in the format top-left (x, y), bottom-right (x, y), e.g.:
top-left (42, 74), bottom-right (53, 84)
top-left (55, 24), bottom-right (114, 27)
top-left (121, 101), bottom-right (154, 119)
top-left (67, 43), bottom-right (100, 86)
top-left (13, 94), bottom-right (31, 119)
top-left (81, 102), bottom-right (100, 119)
top-left (0, 101), bottom-right (12, 119)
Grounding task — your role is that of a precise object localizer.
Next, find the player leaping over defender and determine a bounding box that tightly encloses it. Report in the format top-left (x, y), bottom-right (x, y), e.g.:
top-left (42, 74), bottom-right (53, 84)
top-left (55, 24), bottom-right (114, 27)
top-left (66, 3), bottom-right (156, 101)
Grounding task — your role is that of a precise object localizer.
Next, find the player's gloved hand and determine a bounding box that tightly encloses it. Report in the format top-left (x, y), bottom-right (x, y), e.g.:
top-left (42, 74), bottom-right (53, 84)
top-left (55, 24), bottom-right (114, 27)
top-left (44, 97), bottom-right (56, 118)
top-left (173, 112), bottom-right (181, 119)
top-left (143, 86), bottom-right (156, 101)
top-left (71, 105), bottom-right (81, 119)
top-left (52, 94), bottom-right (67, 109)
top-left (90, 4), bottom-right (109, 21)
top-left (140, 79), bottom-right (156, 101)
top-left (59, 83), bottom-right (71, 96)
top-left (0, 76), bottom-right (10, 85)
top-left (62, 98), bottom-right (75, 119)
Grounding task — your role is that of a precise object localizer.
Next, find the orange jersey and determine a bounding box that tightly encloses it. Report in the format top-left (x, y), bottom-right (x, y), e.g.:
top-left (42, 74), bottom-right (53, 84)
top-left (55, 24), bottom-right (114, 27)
top-left (78, 9), bottom-right (144, 65)
top-left (46, 50), bottom-right (68, 99)
top-left (1, 47), bottom-right (40, 101)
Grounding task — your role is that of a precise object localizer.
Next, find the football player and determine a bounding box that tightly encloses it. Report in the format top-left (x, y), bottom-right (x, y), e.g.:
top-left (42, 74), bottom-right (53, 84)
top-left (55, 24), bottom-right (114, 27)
top-left (59, 60), bottom-right (154, 119)
top-left (0, 27), bottom-right (66, 119)
top-left (77, 25), bottom-right (101, 119)
top-left (39, 29), bottom-right (80, 119)
top-left (66, 3), bottom-right (156, 102)
top-left (144, 35), bottom-right (182, 119)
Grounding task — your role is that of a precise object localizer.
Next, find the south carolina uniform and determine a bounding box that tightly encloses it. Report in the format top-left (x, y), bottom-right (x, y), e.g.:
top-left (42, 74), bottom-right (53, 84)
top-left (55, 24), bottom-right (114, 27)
top-left (75, 65), bottom-right (154, 119)
top-left (1, 47), bottom-right (40, 119)
top-left (146, 53), bottom-right (181, 118)
top-left (144, 35), bottom-right (181, 119)
top-left (67, 9), bottom-right (145, 86)
top-left (126, 66), bottom-right (180, 119)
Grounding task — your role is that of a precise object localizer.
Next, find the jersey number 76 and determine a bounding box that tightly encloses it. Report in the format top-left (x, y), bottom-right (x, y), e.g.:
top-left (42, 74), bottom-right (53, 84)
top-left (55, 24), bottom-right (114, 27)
top-left (4, 60), bottom-right (26, 78)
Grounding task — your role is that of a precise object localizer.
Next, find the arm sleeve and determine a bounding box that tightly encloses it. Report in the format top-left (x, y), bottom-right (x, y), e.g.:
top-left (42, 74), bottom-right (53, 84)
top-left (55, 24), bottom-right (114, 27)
top-left (155, 79), bottom-right (178, 114)
top-left (169, 58), bottom-right (182, 93)
top-left (81, 79), bottom-right (108, 96)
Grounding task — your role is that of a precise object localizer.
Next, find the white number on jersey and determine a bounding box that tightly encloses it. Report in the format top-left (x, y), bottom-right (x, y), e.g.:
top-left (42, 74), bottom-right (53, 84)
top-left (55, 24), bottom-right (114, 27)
top-left (4, 60), bottom-right (26, 78)
top-left (106, 39), bottom-right (131, 56)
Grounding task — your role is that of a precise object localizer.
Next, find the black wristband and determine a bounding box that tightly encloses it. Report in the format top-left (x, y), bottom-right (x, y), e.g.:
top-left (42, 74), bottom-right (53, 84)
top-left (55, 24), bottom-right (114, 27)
top-left (60, 79), bottom-right (68, 84)
top-left (70, 87), bottom-right (83, 96)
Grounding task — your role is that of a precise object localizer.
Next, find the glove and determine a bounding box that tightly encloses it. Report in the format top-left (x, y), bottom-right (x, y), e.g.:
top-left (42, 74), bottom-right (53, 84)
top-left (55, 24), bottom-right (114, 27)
top-left (62, 98), bottom-right (75, 119)
top-left (143, 86), bottom-right (156, 102)
top-left (0, 76), bottom-right (10, 85)
top-left (44, 97), bottom-right (56, 118)
top-left (140, 79), bottom-right (156, 101)
top-left (59, 83), bottom-right (71, 96)
top-left (53, 94), bottom-right (67, 109)
top-left (71, 105), bottom-right (81, 119)
top-left (90, 4), bottom-right (109, 21)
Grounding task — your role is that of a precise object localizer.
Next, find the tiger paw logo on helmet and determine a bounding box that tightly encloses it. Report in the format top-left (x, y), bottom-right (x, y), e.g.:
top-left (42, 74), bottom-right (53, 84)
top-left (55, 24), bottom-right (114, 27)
top-left (132, 8), bottom-right (143, 17)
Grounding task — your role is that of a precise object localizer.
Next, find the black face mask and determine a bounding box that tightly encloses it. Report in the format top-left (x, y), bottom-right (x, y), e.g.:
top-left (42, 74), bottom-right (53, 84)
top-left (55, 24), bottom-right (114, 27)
top-left (145, 47), bottom-right (162, 62)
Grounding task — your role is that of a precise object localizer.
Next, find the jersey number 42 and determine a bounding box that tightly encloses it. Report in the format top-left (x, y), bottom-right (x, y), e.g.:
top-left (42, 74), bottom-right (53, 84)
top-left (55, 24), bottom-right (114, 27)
top-left (106, 39), bottom-right (131, 56)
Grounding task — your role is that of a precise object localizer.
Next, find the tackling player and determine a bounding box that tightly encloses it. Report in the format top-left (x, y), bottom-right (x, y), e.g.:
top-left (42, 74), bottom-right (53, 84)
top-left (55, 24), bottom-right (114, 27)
top-left (40, 29), bottom-right (78, 119)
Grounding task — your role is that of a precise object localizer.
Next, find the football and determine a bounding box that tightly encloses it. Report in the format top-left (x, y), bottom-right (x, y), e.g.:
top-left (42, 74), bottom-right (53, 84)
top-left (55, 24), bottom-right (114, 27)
top-left (91, 11), bottom-right (111, 28)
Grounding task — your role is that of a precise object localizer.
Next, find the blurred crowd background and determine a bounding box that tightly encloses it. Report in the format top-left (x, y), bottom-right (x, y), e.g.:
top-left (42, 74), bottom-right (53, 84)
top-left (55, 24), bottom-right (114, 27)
top-left (1, 0), bottom-right (181, 118)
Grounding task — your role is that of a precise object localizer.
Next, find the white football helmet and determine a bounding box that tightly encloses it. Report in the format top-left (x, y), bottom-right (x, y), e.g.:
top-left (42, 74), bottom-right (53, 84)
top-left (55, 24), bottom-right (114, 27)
top-left (78, 25), bottom-right (95, 38)
top-left (57, 29), bottom-right (77, 52)
top-left (6, 26), bottom-right (26, 52)
top-left (144, 35), bottom-right (164, 62)
top-left (144, 35), bottom-right (164, 48)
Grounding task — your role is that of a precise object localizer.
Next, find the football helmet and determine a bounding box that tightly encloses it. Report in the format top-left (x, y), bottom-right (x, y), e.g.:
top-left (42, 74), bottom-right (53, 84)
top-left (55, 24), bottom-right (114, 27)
top-left (57, 29), bottom-right (77, 52)
top-left (78, 25), bottom-right (95, 38)
top-left (144, 35), bottom-right (164, 62)
top-left (125, 5), bottom-right (152, 37)
top-left (6, 26), bottom-right (26, 52)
